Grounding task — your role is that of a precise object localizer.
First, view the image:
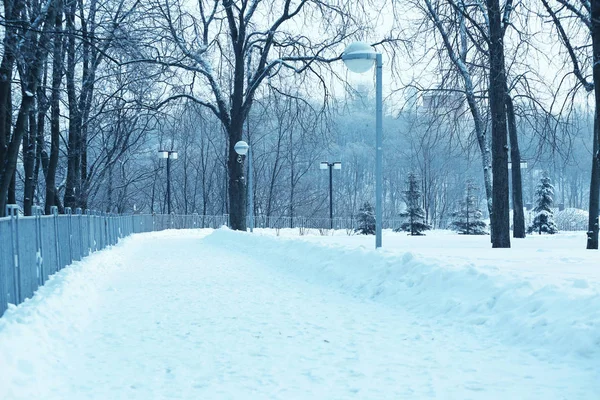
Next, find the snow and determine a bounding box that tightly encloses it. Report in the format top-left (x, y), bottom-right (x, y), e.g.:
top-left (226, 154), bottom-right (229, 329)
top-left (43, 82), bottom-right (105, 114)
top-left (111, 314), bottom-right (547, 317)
top-left (0, 228), bottom-right (599, 399)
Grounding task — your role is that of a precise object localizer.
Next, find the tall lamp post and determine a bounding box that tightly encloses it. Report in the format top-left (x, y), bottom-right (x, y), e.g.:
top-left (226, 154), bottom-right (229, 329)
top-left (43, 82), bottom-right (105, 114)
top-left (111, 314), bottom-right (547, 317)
top-left (342, 42), bottom-right (383, 248)
top-left (234, 141), bottom-right (254, 232)
top-left (320, 161), bottom-right (342, 229)
top-left (158, 150), bottom-right (178, 214)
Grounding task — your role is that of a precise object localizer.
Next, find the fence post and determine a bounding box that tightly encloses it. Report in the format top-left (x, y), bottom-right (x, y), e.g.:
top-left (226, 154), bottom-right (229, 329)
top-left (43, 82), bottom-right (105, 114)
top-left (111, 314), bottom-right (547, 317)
top-left (85, 209), bottom-right (93, 253)
top-left (95, 210), bottom-right (101, 250)
top-left (33, 206), bottom-right (45, 286)
top-left (104, 212), bottom-right (109, 248)
top-left (65, 207), bottom-right (73, 264)
top-left (113, 214), bottom-right (118, 242)
top-left (76, 208), bottom-right (82, 260)
top-left (51, 206), bottom-right (61, 271)
top-left (96, 211), bottom-right (101, 249)
top-left (7, 204), bottom-right (21, 305)
top-left (113, 214), bottom-right (117, 242)
top-left (107, 213), bottom-right (112, 245)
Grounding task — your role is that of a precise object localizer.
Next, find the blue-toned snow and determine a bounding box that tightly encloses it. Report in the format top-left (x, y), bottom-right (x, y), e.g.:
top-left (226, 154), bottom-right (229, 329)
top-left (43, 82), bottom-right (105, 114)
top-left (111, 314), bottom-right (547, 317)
top-left (0, 228), bottom-right (598, 399)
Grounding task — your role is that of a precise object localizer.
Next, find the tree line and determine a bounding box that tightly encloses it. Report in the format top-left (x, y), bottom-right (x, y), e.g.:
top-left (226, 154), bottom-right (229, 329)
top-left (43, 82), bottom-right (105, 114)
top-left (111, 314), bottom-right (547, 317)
top-left (0, 0), bottom-right (598, 248)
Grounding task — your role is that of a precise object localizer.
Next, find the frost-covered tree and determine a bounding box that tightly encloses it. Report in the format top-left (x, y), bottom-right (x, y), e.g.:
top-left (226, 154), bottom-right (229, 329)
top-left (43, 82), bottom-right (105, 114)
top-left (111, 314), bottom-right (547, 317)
top-left (396, 173), bottom-right (431, 235)
top-left (140, 0), bottom-right (378, 231)
top-left (355, 202), bottom-right (375, 235)
top-left (528, 173), bottom-right (558, 235)
top-left (450, 181), bottom-right (487, 235)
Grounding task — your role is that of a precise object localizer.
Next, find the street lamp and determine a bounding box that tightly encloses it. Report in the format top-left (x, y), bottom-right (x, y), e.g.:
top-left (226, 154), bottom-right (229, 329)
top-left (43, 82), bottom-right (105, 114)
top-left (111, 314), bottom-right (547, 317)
top-left (234, 140), bottom-right (253, 232)
top-left (320, 161), bottom-right (342, 229)
top-left (158, 150), bottom-right (178, 214)
top-left (342, 41), bottom-right (383, 248)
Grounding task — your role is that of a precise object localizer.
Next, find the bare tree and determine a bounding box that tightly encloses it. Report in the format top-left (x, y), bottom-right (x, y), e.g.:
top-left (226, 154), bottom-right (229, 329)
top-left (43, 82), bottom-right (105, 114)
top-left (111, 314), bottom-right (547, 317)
top-left (44, 0), bottom-right (65, 214)
top-left (133, 0), bottom-right (376, 230)
top-left (486, 0), bottom-right (511, 247)
top-left (409, 0), bottom-right (493, 218)
top-left (0, 0), bottom-right (55, 216)
top-left (540, 0), bottom-right (599, 248)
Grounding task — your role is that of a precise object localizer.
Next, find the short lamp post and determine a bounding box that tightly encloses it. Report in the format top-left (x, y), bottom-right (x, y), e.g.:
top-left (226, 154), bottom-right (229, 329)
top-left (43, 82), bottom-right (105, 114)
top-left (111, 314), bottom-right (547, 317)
top-left (320, 161), bottom-right (342, 229)
top-left (342, 41), bottom-right (383, 248)
top-left (234, 140), bottom-right (253, 232)
top-left (158, 150), bottom-right (178, 214)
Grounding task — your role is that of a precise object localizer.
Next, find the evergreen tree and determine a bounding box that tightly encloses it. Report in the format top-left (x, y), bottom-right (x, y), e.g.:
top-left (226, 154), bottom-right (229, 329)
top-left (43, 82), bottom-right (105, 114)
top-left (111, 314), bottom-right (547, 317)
top-left (396, 173), bottom-right (431, 235)
top-left (450, 181), bottom-right (487, 235)
top-left (355, 202), bottom-right (376, 235)
top-left (528, 172), bottom-right (558, 234)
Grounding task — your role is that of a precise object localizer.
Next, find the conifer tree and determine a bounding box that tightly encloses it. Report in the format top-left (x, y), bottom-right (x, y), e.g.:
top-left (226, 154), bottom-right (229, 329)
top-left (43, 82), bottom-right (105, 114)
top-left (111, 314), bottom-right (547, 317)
top-left (528, 172), bottom-right (558, 235)
top-left (355, 202), bottom-right (376, 235)
top-left (396, 173), bottom-right (431, 235)
top-left (450, 181), bottom-right (487, 235)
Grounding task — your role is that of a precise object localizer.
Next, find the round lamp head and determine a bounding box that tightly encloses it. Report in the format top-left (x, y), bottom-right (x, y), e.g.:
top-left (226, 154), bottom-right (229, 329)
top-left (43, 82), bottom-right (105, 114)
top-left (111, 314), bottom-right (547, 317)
top-left (342, 42), bottom-right (376, 73)
top-left (234, 141), bottom-right (249, 155)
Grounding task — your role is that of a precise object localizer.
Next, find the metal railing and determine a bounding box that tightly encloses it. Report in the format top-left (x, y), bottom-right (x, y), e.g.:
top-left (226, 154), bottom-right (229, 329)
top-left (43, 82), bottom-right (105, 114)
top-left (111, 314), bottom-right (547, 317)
top-left (0, 207), bottom-right (229, 317)
top-left (1, 206), bottom-right (588, 317)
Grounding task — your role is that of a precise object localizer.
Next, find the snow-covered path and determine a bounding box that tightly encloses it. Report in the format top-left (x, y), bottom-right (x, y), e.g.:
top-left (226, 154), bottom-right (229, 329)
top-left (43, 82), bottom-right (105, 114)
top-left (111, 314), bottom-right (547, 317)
top-left (1, 230), bottom-right (598, 399)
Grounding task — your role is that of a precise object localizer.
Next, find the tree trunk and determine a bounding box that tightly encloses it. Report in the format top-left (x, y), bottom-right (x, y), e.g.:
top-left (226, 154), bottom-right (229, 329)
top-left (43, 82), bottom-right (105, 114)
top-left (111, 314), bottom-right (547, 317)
top-left (228, 121), bottom-right (247, 231)
top-left (290, 159), bottom-right (295, 228)
top-left (0, 0), bottom-right (23, 216)
top-left (506, 93), bottom-right (525, 238)
top-left (487, 0), bottom-right (511, 248)
top-left (107, 163), bottom-right (113, 213)
top-left (23, 105), bottom-right (36, 215)
top-left (0, 95), bottom-right (35, 214)
top-left (8, 171), bottom-right (16, 205)
top-left (588, 0), bottom-right (600, 249)
top-left (587, 115), bottom-right (600, 249)
top-left (45, 0), bottom-right (63, 214)
top-left (64, 0), bottom-right (81, 210)
top-left (266, 133), bottom-right (283, 217)
top-left (1, 0), bottom-right (54, 215)
top-left (33, 76), bottom-right (47, 213)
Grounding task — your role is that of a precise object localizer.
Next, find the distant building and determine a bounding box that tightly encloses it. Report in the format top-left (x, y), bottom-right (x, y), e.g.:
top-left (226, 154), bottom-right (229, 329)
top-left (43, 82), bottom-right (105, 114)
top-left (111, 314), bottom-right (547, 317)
top-left (421, 91), bottom-right (464, 113)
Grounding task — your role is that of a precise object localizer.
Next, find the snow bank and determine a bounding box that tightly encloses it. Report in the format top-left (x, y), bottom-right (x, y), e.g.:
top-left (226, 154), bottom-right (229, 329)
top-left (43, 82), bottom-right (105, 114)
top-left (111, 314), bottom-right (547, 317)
top-left (204, 229), bottom-right (600, 361)
top-left (0, 238), bottom-right (134, 395)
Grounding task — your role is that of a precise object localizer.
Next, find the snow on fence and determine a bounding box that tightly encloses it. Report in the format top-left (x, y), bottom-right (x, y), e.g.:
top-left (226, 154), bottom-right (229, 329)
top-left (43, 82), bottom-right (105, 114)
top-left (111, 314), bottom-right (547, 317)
top-left (0, 206), bottom-right (228, 317)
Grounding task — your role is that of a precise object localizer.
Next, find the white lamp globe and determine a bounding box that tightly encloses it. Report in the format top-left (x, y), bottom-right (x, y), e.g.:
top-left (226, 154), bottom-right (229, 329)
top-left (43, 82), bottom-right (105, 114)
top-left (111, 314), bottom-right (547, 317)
top-left (234, 140), bottom-right (249, 155)
top-left (342, 42), bottom-right (376, 74)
